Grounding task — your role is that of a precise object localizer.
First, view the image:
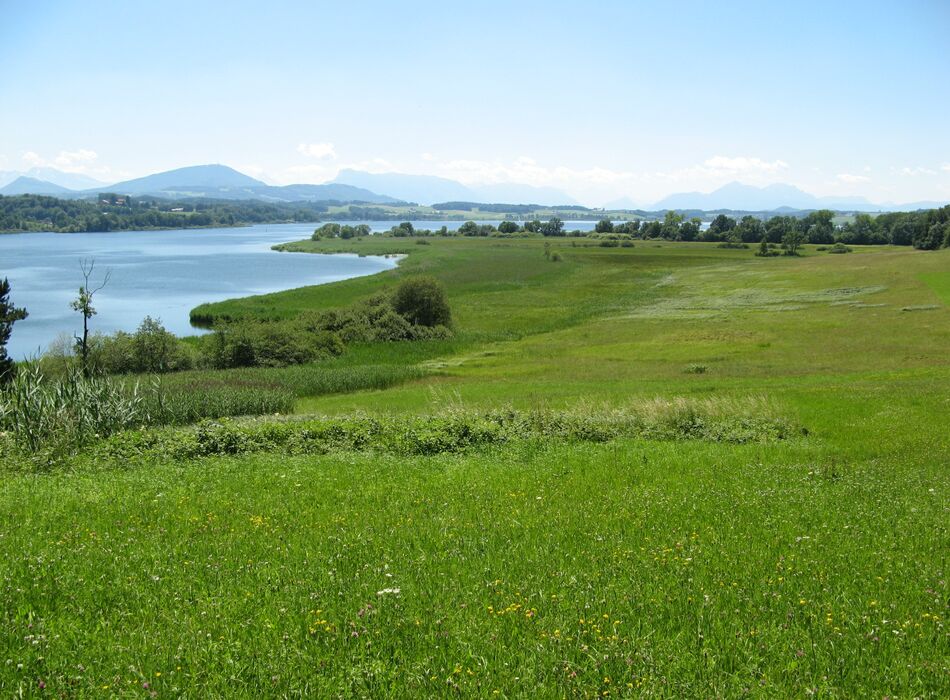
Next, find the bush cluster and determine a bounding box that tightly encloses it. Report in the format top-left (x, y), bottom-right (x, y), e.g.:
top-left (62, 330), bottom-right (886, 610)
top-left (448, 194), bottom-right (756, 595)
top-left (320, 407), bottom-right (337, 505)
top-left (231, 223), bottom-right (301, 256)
top-left (40, 277), bottom-right (453, 375)
top-left (90, 401), bottom-right (803, 466)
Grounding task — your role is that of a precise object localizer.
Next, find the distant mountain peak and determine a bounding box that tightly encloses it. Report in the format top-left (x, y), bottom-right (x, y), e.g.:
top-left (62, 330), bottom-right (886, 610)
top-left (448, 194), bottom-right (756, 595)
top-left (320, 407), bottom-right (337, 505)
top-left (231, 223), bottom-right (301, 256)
top-left (0, 176), bottom-right (73, 196)
top-left (108, 164), bottom-right (267, 193)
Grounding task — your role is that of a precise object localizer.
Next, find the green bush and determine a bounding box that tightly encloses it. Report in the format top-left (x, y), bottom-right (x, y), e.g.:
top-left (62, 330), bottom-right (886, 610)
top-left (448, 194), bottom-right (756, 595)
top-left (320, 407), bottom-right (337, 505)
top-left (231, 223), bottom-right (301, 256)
top-left (392, 276), bottom-right (452, 328)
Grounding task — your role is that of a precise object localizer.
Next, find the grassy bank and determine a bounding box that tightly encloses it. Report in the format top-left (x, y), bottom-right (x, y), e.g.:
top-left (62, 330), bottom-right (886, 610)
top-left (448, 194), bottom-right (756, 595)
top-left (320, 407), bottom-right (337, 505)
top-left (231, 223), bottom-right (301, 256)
top-left (1, 237), bottom-right (948, 696)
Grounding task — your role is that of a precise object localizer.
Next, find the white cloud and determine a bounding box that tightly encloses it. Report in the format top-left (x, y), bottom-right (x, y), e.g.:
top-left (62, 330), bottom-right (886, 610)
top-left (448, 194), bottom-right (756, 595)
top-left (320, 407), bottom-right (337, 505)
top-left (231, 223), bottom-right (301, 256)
top-left (898, 166), bottom-right (937, 176)
top-left (297, 142), bottom-right (337, 160)
top-left (702, 155), bottom-right (789, 173)
top-left (22, 151), bottom-right (44, 167)
top-left (837, 173), bottom-right (870, 183)
top-left (941, 163), bottom-right (950, 172)
top-left (54, 149), bottom-right (98, 169)
top-left (19, 148), bottom-right (119, 180)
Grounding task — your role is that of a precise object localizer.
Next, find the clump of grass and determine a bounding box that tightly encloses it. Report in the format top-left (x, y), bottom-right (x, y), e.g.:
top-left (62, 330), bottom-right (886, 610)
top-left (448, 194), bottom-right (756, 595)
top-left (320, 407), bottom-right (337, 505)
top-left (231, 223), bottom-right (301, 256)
top-left (142, 380), bottom-right (294, 425)
top-left (91, 397), bottom-right (802, 465)
top-left (0, 364), bottom-right (149, 465)
top-left (684, 363), bottom-right (708, 374)
top-left (827, 242), bottom-right (853, 254)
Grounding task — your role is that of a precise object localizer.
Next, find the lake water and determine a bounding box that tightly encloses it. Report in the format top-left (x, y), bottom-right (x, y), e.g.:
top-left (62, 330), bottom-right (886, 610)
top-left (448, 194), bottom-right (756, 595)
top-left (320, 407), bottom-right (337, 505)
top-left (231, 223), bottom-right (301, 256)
top-left (0, 220), bottom-right (605, 359)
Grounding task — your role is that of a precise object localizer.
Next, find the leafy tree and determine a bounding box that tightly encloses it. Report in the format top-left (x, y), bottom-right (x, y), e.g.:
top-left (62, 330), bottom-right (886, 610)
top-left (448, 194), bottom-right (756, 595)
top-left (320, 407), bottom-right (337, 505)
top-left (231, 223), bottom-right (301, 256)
top-left (914, 221), bottom-right (947, 250)
top-left (457, 221), bottom-right (479, 236)
top-left (782, 228), bottom-right (805, 256)
top-left (661, 211), bottom-right (684, 239)
top-left (736, 215), bottom-right (765, 243)
top-left (615, 220), bottom-right (641, 236)
top-left (765, 215), bottom-right (793, 243)
top-left (523, 219), bottom-right (542, 233)
top-left (801, 210), bottom-right (835, 244)
top-left (497, 221), bottom-right (520, 234)
top-left (132, 316), bottom-right (185, 373)
top-left (312, 223), bottom-right (341, 239)
top-left (707, 214), bottom-right (737, 240)
top-left (0, 278), bottom-right (28, 382)
top-left (539, 218), bottom-right (565, 237)
top-left (678, 218), bottom-right (701, 241)
top-left (640, 221), bottom-right (663, 239)
top-left (595, 218), bottom-right (614, 233)
top-left (757, 235), bottom-right (770, 257)
top-left (392, 276), bottom-right (452, 327)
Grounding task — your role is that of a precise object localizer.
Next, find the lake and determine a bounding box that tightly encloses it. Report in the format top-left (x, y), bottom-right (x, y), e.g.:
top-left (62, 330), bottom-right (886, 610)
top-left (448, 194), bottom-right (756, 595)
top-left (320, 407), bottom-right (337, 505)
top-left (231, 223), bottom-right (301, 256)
top-left (0, 220), bottom-right (606, 359)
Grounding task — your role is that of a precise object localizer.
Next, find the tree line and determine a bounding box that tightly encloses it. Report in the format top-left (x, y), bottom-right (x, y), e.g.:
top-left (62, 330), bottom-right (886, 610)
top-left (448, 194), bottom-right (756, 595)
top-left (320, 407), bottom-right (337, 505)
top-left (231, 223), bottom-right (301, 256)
top-left (311, 206), bottom-right (950, 250)
top-left (0, 195), bottom-right (332, 233)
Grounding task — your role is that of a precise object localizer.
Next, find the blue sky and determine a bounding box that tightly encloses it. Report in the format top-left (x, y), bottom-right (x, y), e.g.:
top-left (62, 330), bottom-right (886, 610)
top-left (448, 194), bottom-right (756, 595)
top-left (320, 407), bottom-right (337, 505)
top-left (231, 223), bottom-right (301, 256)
top-left (1, 0), bottom-right (948, 205)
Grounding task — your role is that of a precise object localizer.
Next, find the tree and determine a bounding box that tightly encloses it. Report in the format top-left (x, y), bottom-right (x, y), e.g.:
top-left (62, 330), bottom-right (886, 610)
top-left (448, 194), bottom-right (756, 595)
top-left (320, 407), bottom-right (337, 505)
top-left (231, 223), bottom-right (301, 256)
top-left (595, 218), bottom-right (614, 233)
top-left (498, 221), bottom-right (519, 234)
top-left (392, 276), bottom-right (452, 327)
top-left (801, 210), bottom-right (835, 244)
top-left (539, 217), bottom-right (564, 237)
top-left (914, 222), bottom-right (947, 250)
top-left (640, 221), bottom-right (662, 239)
top-left (0, 278), bottom-right (28, 383)
top-left (457, 221), bottom-right (479, 236)
top-left (736, 215), bottom-right (765, 243)
top-left (661, 211), bottom-right (684, 239)
top-left (765, 215), bottom-right (793, 243)
top-left (756, 235), bottom-right (770, 257)
top-left (678, 218), bottom-right (701, 241)
top-left (707, 214), bottom-right (737, 240)
top-left (782, 229), bottom-right (805, 256)
top-left (70, 259), bottom-right (110, 377)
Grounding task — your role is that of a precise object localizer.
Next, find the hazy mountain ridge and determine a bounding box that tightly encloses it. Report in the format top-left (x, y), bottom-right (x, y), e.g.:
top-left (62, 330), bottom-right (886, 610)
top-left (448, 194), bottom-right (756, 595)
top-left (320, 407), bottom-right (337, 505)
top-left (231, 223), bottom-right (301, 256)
top-left (0, 167), bottom-right (107, 190)
top-left (650, 181), bottom-right (947, 212)
top-left (1, 165), bottom-right (944, 212)
top-left (332, 169), bottom-right (578, 206)
top-left (0, 176), bottom-right (74, 196)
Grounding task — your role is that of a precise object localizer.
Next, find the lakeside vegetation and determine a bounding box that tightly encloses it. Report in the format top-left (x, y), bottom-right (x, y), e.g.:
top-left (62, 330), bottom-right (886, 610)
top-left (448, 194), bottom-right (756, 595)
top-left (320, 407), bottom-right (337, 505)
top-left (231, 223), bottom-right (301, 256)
top-left (1, 232), bottom-right (948, 696)
top-left (0, 194), bottom-right (334, 233)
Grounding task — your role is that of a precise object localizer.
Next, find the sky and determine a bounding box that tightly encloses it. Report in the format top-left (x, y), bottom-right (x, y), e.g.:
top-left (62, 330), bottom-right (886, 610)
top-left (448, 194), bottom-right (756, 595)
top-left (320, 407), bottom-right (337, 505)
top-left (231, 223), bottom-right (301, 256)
top-left (1, 0), bottom-right (948, 206)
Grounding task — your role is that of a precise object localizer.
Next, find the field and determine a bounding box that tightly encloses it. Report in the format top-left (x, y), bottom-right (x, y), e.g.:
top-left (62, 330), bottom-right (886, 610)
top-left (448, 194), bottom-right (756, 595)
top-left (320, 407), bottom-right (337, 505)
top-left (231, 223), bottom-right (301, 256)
top-left (2, 237), bottom-right (948, 697)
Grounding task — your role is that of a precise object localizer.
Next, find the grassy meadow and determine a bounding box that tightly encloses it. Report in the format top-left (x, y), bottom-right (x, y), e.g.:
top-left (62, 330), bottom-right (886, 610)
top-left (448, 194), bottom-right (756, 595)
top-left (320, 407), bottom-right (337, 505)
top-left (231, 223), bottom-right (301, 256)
top-left (2, 236), bottom-right (948, 697)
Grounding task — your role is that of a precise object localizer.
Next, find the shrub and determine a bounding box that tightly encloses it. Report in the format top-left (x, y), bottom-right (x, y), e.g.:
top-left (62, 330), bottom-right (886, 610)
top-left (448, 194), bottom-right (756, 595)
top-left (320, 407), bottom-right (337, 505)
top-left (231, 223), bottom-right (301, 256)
top-left (203, 324), bottom-right (343, 369)
top-left (392, 276), bottom-right (452, 328)
top-left (97, 317), bottom-right (196, 374)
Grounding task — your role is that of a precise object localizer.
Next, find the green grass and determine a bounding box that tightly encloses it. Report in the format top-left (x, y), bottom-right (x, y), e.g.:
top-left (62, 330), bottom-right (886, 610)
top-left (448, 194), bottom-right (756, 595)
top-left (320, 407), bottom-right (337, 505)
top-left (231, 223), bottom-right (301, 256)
top-left (2, 238), bottom-right (948, 697)
top-left (920, 271), bottom-right (950, 306)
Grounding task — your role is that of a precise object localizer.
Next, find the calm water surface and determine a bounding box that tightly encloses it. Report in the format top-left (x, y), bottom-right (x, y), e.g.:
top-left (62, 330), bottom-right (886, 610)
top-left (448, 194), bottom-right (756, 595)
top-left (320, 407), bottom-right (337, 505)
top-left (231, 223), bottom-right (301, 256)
top-left (0, 223), bottom-right (401, 359)
top-left (0, 220), bottom-right (605, 359)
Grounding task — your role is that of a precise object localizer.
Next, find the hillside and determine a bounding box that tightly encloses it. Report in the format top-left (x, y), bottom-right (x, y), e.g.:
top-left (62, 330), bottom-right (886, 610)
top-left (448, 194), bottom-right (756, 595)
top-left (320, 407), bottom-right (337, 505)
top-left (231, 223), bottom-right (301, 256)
top-left (0, 176), bottom-right (73, 196)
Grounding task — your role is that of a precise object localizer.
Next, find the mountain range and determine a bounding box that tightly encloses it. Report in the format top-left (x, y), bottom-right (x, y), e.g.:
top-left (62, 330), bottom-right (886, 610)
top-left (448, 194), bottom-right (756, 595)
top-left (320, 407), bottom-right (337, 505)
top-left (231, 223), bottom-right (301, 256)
top-left (331, 169), bottom-right (578, 206)
top-left (0, 164), bottom-right (944, 212)
top-left (0, 164), bottom-right (402, 204)
top-left (0, 167), bottom-right (106, 190)
top-left (647, 182), bottom-right (946, 213)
